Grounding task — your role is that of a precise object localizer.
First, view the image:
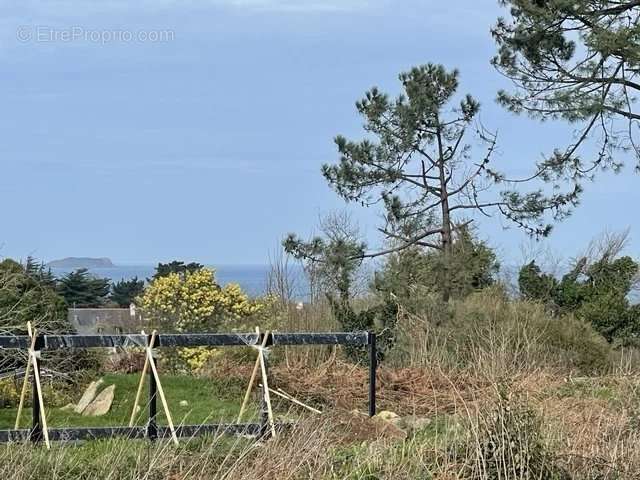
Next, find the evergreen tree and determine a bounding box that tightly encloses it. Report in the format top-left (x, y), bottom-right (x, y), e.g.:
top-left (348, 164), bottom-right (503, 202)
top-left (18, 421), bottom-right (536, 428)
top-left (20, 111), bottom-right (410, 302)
top-left (151, 261), bottom-right (204, 281)
top-left (518, 254), bottom-right (640, 343)
top-left (24, 256), bottom-right (56, 288)
top-left (0, 259), bottom-right (97, 384)
top-left (110, 277), bottom-right (145, 307)
top-left (0, 259), bottom-right (68, 333)
top-left (0, 259), bottom-right (70, 375)
top-left (518, 261), bottom-right (557, 305)
top-left (57, 269), bottom-right (111, 308)
top-left (320, 64), bottom-right (574, 301)
top-left (493, 1), bottom-right (640, 185)
top-left (374, 227), bottom-right (499, 303)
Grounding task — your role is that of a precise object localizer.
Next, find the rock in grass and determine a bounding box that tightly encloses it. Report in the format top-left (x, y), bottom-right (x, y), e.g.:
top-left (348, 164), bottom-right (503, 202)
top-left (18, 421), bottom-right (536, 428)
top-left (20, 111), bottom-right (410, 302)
top-left (374, 410), bottom-right (399, 422)
top-left (396, 415), bottom-right (432, 433)
top-left (350, 409), bottom-right (368, 417)
top-left (74, 379), bottom-right (104, 414)
top-left (369, 411), bottom-right (406, 440)
top-left (179, 400), bottom-right (189, 407)
top-left (60, 403), bottom-right (75, 412)
top-left (82, 385), bottom-right (115, 416)
top-left (371, 416), bottom-right (407, 441)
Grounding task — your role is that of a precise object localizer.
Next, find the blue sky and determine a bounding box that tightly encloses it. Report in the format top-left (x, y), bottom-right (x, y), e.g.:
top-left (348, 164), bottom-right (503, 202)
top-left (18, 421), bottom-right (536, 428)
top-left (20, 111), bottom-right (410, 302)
top-left (0, 1), bottom-right (637, 266)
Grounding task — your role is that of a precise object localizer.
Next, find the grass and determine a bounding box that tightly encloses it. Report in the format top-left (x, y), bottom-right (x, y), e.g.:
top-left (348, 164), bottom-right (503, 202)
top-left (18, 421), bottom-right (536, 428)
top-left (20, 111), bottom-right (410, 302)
top-left (2, 369), bottom-right (640, 478)
top-left (4, 291), bottom-right (640, 478)
top-left (551, 377), bottom-right (619, 403)
top-left (0, 373), bottom-right (256, 429)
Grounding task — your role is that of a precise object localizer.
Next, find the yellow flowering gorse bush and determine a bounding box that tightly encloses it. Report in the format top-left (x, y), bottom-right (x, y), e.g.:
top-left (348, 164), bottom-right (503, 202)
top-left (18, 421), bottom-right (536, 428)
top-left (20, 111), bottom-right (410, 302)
top-left (139, 268), bottom-right (262, 332)
top-left (176, 347), bottom-right (221, 371)
top-left (138, 268), bottom-right (276, 371)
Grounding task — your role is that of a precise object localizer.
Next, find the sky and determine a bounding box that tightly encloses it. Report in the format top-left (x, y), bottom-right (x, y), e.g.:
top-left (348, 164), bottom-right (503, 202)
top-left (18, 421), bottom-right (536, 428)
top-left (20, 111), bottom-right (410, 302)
top-left (0, 1), bottom-right (637, 267)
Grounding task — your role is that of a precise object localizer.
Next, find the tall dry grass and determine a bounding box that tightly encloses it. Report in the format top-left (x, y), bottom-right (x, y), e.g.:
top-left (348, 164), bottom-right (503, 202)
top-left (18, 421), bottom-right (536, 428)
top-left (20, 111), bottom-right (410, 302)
top-left (3, 286), bottom-right (639, 478)
top-left (4, 386), bottom-right (640, 480)
top-left (387, 288), bottom-right (612, 378)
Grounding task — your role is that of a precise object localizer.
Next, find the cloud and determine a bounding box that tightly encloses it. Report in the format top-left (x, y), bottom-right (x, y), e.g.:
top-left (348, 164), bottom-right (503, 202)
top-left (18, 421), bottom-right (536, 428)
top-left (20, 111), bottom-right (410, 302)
top-left (4, 0), bottom-right (374, 16)
top-left (14, 155), bottom-right (266, 176)
top-left (220, 0), bottom-right (370, 12)
top-left (0, 0), bottom-right (376, 52)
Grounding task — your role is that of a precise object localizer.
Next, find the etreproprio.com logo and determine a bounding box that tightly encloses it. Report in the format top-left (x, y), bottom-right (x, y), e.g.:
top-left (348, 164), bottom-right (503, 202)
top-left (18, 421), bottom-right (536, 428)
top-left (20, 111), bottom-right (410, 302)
top-left (16, 26), bottom-right (175, 44)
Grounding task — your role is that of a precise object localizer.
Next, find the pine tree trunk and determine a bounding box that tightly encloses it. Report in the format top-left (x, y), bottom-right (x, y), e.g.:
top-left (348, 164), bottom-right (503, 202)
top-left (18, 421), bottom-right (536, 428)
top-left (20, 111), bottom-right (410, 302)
top-left (437, 124), bottom-right (453, 303)
top-left (440, 194), bottom-right (453, 303)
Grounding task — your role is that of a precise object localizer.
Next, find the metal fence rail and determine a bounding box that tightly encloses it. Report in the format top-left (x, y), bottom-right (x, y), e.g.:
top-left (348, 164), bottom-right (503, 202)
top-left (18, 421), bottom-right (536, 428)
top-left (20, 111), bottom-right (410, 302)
top-left (0, 331), bottom-right (377, 444)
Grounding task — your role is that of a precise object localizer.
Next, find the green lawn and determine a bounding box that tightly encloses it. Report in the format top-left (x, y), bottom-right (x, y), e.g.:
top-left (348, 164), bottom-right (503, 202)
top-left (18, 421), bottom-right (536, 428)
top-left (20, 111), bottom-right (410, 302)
top-left (0, 373), bottom-right (257, 429)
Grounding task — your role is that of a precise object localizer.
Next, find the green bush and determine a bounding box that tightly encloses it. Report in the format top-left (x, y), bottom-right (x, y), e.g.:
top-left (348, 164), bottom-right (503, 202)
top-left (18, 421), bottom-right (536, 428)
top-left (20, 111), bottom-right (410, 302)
top-left (374, 227), bottom-right (500, 306)
top-left (519, 255), bottom-right (640, 344)
top-left (542, 314), bottom-right (612, 373)
top-left (329, 295), bottom-right (398, 363)
top-left (389, 288), bottom-right (612, 374)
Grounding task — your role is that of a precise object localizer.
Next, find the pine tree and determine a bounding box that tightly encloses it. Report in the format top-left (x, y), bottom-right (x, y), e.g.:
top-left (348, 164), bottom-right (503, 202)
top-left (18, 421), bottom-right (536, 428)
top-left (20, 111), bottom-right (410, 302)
top-left (24, 256), bottom-right (56, 288)
top-left (374, 226), bottom-right (500, 303)
top-left (110, 277), bottom-right (145, 307)
top-left (319, 64), bottom-right (574, 301)
top-left (151, 261), bottom-right (204, 281)
top-left (493, 1), bottom-right (640, 185)
top-left (57, 269), bottom-right (111, 308)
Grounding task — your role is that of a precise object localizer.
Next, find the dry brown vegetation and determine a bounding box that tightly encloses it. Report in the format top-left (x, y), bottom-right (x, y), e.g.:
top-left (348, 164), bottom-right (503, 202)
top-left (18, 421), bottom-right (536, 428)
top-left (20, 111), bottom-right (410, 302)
top-left (3, 289), bottom-right (640, 479)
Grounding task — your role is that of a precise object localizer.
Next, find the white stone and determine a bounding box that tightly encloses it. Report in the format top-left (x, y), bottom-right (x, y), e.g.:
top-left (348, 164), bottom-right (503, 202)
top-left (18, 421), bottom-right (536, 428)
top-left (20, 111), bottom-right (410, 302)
top-left (82, 385), bottom-right (115, 416)
top-left (374, 410), bottom-right (399, 421)
top-left (74, 379), bottom-right (104, 414)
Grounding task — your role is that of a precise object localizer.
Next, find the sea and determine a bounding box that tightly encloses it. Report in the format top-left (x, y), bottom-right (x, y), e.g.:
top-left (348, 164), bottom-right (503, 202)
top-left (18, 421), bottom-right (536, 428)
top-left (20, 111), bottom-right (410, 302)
top-left (49, 264), bottom-right (277, 298)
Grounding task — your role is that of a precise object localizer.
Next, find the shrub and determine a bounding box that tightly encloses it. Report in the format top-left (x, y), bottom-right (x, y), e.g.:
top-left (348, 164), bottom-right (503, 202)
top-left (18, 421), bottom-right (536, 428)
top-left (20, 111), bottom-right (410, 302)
top-left (467, 391), bottom-right (569, 480)
top-left (138, 268), bottom-right (266, 332)
top-left (139, 268), bottom-right (277, 372)
top-left (374, 227), bottom-right (500, 306)
top-left (329, 296), bottom-right (398, 363)
top-left (518, 254), bottom-right (640, 344)
top-left (0, 259), bottom-right (100, 406)
top-left (388, 288), bottom-right (611, 375)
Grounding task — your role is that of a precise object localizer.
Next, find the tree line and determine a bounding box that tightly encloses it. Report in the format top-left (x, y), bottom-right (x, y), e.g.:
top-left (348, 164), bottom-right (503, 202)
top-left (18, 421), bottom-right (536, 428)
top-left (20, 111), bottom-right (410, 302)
top-left (284, 1), bottom-right (640, 355)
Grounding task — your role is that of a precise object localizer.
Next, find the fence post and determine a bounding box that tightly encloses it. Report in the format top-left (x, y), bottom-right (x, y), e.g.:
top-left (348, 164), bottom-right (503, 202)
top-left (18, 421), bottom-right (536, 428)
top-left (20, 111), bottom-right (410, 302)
top-left (30, 339), bottom-right (43, 443)
top-left (368, 332), bottom-right (377, 417)
top-left (148, 334), bottom-right (158, 441)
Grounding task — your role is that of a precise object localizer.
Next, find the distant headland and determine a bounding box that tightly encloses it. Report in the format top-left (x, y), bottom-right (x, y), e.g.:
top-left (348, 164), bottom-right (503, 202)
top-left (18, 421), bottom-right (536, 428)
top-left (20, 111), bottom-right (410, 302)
top-left (46, 257), bottom-right (115, 269)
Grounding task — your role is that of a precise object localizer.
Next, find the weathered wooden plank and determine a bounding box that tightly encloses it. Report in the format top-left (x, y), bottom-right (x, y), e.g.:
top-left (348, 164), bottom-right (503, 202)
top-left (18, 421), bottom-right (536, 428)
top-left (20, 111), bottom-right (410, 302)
top-left (0, 428), bottom-right (30, 442)
top-left (156, 333), bottom-right (259, 348)
top-left (0, 331), bottom-right (370, 350)
top-left (0, 423), bottom-right (285, 443)
top-left (0, 334), bottom-right (258, 349)
top-left (0, 336), bottom-right (30, 349)
top-left (271, 332), bottom-right (369, 346)
top-left (46, 335), bottom-right (148, 349)
top-left (164, 423), bottom-right (266, 437)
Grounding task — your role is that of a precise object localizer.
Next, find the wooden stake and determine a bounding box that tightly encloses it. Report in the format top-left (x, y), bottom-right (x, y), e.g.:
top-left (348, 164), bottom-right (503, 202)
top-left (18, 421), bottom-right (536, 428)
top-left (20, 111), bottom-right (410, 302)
top-left (258, 340), bottom-right (276, 438)
top-left (30, 336), bottom-right (50, 449)
top-left (14, 322), bottom-right (36, 430)
top-left (264, 386), bottom-right (322, 415)
top-left (237, 327), bottom-right (269, 423)
top-left (129, 330), bottom-right (156, 427)
top-left (145, 330), bottom-right (179, 446)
